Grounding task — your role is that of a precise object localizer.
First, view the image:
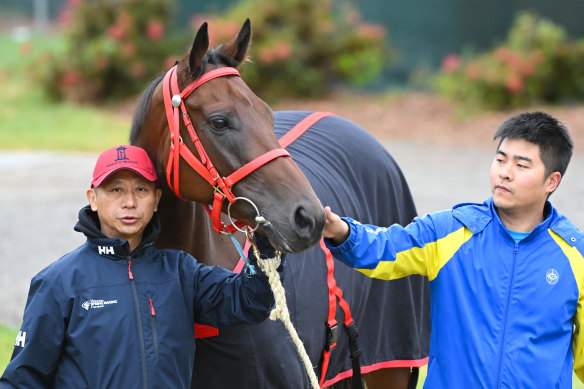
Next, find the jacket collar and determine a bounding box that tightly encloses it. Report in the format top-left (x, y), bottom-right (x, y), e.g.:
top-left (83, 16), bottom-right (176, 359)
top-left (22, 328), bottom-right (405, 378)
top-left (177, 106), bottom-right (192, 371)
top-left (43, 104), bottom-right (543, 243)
top-left (453, 197), bottom-right (583, 247)
top-left (74, 205), bottom-right (161, 259)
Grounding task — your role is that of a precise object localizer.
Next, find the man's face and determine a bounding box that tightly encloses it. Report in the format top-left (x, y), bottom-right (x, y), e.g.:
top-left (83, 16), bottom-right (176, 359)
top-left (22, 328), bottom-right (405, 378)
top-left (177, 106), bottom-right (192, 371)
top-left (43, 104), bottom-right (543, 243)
top-left (490, 138), bottom-right (559, 217)
top-left (87, 169), bottom-right (162, 249)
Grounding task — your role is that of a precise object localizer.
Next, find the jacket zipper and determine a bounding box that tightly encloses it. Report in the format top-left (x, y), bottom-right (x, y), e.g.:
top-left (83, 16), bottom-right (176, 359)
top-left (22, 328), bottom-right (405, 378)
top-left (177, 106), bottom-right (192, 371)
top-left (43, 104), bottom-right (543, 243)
top-left (148, 296), bottom-right (159, 359)
top-left (496, 243), bottom-right (519, 388)
top-left (129, 258), bottom-right (149, 389)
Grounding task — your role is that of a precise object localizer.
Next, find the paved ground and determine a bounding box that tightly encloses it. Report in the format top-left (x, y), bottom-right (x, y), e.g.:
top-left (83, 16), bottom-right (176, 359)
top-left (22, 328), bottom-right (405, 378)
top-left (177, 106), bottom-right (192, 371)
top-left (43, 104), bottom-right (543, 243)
top-left (1, 143), bottom-right (583, 327)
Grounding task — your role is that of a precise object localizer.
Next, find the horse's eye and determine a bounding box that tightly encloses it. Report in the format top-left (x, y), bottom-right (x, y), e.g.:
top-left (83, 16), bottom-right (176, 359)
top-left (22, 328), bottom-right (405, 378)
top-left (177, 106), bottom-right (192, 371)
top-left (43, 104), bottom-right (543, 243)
top-left (209, 117), bottom-right (229, 130)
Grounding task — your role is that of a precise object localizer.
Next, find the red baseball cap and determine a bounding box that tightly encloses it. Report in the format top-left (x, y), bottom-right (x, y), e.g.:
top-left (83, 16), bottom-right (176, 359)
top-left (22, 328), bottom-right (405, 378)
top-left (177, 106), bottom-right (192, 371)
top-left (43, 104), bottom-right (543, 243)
top-left (91, 145), bottom-right (158, 188)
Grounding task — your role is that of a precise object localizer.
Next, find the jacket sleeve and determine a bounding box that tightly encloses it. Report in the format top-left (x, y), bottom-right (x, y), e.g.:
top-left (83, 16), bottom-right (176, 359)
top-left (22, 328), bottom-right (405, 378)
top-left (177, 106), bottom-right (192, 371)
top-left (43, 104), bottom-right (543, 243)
top-left (574, 291), bottom-right (584, 382)
top-left (182, 252), bottom-right (277, 327)
top-left (0, 274), bottom-right (66, 388)
top-left (325, 213), bottom-right (471, 281)
top-left (571, 242), bottom-right (584, 382)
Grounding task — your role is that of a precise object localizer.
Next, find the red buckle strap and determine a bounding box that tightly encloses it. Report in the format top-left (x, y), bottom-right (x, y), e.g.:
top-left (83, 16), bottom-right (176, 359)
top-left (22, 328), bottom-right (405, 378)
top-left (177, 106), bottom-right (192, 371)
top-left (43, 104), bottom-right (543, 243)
top-left (319, 239), bottom-right (358, 387)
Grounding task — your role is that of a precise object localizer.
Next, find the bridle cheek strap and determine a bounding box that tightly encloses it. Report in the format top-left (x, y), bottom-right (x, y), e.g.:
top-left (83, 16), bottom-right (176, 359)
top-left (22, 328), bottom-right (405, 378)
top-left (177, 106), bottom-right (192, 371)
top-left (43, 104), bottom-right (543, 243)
top-left (162, 64), bottom-right (291, 232)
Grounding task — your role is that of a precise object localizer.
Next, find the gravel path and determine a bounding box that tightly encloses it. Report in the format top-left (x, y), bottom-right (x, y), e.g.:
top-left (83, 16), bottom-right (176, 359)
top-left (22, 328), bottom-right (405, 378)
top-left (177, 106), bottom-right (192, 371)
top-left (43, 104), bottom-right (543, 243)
top-left (1, 144), bottom-right (583, 327)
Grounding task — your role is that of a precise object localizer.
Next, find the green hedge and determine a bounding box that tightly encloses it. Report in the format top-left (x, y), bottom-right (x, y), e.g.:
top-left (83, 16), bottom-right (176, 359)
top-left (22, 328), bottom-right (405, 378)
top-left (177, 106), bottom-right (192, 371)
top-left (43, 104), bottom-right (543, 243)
top-left (433, 11), bottom-right (584, 110)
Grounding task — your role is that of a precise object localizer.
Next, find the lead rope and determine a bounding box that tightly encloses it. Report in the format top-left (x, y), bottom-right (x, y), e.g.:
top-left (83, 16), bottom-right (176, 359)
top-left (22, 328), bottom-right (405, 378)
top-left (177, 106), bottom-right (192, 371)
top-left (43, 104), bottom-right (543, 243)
top-left (247, 235), bottom-right (321, 389)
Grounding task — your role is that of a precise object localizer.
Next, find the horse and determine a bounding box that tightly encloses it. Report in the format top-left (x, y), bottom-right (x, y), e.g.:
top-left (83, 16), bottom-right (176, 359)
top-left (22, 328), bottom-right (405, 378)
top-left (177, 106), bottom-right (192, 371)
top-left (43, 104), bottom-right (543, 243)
top-left (130, 19), bottom-right (430, 389)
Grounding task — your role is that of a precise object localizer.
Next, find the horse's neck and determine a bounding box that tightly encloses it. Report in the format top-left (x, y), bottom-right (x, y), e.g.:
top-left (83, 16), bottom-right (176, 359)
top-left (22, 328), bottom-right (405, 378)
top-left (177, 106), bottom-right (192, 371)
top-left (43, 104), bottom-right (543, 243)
top-left (155, 190), bottom-right (245, 270)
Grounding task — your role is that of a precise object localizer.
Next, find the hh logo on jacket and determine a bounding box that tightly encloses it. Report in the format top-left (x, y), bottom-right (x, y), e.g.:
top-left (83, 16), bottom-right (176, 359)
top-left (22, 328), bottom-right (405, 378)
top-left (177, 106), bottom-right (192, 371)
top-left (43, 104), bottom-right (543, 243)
top-left (98, 246), bottom-right (114, 255)
top-left (14, 331), bottom-right (26, 347)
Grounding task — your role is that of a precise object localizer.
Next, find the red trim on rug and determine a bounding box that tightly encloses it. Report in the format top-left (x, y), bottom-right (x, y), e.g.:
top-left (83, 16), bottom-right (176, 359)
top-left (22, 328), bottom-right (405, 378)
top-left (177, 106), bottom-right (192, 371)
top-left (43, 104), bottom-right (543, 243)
top-left (320, 357), bottom-right (429, 387)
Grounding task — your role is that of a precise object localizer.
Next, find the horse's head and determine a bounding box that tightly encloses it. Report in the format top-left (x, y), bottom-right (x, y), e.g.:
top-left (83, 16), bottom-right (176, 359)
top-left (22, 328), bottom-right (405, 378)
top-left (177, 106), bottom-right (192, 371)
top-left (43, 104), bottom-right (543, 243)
top-left (132, 19), bottom-right (325, 253)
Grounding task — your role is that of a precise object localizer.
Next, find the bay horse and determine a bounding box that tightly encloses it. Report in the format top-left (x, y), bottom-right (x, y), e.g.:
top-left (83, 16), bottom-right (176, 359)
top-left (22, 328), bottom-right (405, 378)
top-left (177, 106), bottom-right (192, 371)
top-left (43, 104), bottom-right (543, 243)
top-left (130, 19), bottom-right (430, 389)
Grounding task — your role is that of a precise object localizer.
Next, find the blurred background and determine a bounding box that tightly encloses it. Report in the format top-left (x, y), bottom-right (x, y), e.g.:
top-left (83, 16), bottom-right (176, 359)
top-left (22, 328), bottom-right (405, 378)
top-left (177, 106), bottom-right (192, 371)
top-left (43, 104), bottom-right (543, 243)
top-left (1, 0), bottom-right (584, 386)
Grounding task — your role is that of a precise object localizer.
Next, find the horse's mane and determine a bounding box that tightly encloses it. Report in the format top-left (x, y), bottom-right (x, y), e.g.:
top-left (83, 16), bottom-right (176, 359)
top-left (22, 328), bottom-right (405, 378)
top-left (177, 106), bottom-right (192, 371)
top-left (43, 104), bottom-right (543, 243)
top-left (129, 48), bottom-right (240, 145)
top-left (129, 73), bottom-right (165, 145)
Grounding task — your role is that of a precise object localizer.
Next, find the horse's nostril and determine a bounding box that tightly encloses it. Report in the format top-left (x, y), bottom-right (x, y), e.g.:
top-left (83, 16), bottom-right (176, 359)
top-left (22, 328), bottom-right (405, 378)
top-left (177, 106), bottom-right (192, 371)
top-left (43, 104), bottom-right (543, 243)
top-left (294, 207), bottom-right (316, 238)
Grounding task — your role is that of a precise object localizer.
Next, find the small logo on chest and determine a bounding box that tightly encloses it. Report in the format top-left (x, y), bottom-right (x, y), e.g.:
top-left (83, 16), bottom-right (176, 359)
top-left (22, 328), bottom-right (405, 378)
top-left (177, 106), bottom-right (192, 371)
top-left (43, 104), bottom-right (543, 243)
top-left (82, 299), bottom-right (118, 310)
top-left (546, 268), bottom-right (559, 285)
top-left (98, 246), bottom-right (114, 255)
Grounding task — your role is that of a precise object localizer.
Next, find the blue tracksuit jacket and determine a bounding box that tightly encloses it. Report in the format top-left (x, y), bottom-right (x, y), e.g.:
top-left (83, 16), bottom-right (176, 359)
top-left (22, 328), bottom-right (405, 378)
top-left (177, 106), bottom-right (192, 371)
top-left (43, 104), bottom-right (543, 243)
top-left (326, 198), bottom-right (584, 388)
top-left (1, 206), bottom-right (276, 388)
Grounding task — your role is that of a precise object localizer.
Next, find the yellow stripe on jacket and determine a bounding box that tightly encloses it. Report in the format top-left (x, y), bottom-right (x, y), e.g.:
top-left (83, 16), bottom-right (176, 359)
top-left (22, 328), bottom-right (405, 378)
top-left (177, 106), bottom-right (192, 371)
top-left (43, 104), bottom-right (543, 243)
top-left (357, 226), bottom-right (474, 281)
top-left (550, 230), bottom-right (584, 383)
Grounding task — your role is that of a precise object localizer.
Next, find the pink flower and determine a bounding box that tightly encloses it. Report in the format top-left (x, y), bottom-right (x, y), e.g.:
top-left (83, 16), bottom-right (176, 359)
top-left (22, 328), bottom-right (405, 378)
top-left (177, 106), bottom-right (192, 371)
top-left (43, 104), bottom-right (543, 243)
top-left (58, 10), bottom-right (71, 27)
top-left (519, 61), bottom-right (535, 76)
top-left (107, 25), bottom-right (125, 41)
top-left (494, 46), bottom-right (513, 63)
top-left (117, 11), bottom-right (133, 31)
top-left (506, 75), bottom-right (524, 94)
top-left (357, 24), bottom-right (385, 40)
top-left (442, 54), bottom-right (460, 73)
top-left (259, 47), bottom-right (275, 64)
top-left (62, 69), bottom-right (81, 86)
top-left (147, 20), bottom-right (164, 41)
top-left (274, 42), bottom-right (292, 60)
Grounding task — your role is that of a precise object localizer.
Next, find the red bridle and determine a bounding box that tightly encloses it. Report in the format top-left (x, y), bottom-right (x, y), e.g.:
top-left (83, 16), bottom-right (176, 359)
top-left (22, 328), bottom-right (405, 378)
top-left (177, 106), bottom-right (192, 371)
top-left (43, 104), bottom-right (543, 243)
top-left (162, 64), bottom-right (291, 233)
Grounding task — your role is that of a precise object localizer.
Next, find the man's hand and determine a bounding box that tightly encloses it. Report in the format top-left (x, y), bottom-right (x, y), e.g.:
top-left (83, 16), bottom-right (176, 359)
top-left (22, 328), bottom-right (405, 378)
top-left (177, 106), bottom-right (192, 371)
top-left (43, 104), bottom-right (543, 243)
top-left (323, 206), bottom-right (350, 246)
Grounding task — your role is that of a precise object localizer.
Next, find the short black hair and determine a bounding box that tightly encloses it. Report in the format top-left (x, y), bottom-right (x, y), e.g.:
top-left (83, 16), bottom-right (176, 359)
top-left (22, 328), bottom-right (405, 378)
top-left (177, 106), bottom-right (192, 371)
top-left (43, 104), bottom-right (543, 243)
top-left (494, 111), bottom-right (573, 178)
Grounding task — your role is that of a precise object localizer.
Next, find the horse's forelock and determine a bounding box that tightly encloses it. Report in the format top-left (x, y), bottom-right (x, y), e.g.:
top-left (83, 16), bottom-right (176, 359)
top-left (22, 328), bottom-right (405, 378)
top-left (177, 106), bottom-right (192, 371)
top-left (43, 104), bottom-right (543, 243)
top-left (130, 73), bottom-right (165, 145)
top-left (207, 47), bottom-right (240, 68)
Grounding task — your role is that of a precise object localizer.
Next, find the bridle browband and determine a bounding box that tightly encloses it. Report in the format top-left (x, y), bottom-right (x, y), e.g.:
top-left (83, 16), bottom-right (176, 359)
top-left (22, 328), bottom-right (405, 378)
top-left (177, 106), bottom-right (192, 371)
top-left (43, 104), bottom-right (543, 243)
top-left (162, 64), bottom-right (291, 234)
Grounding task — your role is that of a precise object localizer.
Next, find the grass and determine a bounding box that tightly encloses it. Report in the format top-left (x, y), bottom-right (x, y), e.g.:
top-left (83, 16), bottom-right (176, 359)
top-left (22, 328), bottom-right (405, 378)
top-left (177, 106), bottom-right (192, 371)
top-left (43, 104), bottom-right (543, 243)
top-left (0, 324), bottom-right (17, 376)
top-left (0, 34), bottom-right (129, 151)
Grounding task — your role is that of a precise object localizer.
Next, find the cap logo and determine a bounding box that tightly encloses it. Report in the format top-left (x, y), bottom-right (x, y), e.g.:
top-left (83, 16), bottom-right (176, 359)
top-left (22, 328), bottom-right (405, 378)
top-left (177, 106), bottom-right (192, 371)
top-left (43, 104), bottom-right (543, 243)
top-left (116, 146), bottom-right (129, 161)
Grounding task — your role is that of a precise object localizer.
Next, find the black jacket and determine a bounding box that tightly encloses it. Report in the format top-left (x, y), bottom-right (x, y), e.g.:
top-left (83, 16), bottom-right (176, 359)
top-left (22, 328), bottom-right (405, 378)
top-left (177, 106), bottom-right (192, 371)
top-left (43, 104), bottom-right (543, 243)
top-left (1, 206), bottom-right (276, 388)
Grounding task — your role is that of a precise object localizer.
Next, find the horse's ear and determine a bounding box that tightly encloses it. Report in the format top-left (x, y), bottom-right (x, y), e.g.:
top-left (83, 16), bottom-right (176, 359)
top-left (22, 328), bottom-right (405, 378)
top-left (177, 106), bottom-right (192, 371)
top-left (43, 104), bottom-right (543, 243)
top-left (219, 18), bottom-right (252, 67)
top-left (189, 22), bottom-right (210, 76)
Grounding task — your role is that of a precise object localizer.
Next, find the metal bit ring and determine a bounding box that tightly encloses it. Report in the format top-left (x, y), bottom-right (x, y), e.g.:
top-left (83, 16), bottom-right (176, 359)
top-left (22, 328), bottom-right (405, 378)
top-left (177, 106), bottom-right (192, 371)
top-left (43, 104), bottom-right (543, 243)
top-left (226, 196), bottom-right (268, 233)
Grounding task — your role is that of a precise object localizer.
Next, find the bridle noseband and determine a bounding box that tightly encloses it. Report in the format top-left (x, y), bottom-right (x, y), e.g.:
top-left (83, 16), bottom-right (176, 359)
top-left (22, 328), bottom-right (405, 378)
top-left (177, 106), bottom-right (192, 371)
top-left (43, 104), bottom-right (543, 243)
top-left (162, 64), bottom-right (291, 234)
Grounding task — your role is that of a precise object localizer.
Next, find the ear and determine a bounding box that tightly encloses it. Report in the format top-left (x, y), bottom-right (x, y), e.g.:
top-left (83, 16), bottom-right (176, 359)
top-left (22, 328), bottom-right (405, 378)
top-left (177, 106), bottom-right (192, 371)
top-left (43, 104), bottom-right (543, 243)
top-left (219, 18), bottom-right (252, 67)
top-left (154, 188), bottom-right (162, 212)
top-left (545, 171), bottom-right (562, 194)
top-left (87, 188), bottom-right (98, 212)
top-left (188, 22), bottom-right (210, 76)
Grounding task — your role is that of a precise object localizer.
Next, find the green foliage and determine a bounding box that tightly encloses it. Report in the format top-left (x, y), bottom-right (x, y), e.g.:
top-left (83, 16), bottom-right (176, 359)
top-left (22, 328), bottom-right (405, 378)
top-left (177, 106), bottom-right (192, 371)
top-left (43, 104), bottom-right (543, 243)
top-left (0, 324), bottom-right (17, 376)
top-left (433, 11), bottom-right (584, 110)
top-left (196, 0), bottom-right (391, 102)
top-left (34, 0), bottom-right (183, 103)
top-left (0, 34), bottom-right (130, 151)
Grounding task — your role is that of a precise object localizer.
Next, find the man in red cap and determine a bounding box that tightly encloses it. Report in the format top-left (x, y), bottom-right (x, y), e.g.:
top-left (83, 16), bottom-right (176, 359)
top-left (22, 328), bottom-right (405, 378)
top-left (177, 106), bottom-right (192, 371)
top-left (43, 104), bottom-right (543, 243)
top-left (1, 145), bottom-right (280, 388)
